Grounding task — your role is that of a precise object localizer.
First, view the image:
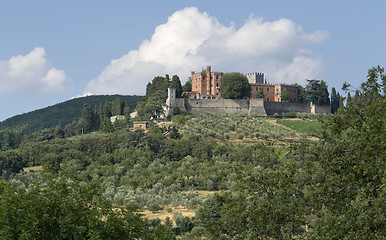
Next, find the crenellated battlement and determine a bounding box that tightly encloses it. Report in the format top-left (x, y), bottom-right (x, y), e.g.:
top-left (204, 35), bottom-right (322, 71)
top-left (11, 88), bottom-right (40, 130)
top-left (245, 72), bottom-right (264, 84)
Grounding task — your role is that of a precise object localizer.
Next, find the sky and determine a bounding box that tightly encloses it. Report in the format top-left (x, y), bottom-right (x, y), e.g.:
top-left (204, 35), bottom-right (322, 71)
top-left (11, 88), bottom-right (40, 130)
top-left (1, 0), bottom-right (385, 121)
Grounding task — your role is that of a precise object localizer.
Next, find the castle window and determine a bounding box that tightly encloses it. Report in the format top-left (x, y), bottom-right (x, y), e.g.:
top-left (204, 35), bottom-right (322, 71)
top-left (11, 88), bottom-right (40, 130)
top-left (267, 88), bottom-right (269, 91)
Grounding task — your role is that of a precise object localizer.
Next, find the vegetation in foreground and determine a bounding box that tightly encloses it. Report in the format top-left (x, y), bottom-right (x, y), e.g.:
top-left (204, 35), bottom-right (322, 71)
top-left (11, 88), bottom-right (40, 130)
top-left (0, 66), bottom-right (385, 239)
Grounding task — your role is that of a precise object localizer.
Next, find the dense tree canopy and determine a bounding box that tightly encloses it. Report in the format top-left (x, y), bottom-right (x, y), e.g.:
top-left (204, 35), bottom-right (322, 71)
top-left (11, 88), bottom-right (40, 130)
top-left (170, 75), bottom-right (183, 98)
top-left (0, 173), bottom-right (172, 239)
top-left (305, 65), bottom-right (386, 238)
top-left (137, 74), bottom-right (182, 119)
top-left (330, 87), bottom-right (340, 113)
top-left (281, 88), bottom-right (289, 102)
top-left (0, 95), bottom-right (141, 134)
top-left (0, 67), bottom-right (384, 239)
top-left (220, 72), bottom-right (251, 99)
top-left (182, 78), bottom-right (192, 93)
top-left (305, 79), bottom-right (330, 105)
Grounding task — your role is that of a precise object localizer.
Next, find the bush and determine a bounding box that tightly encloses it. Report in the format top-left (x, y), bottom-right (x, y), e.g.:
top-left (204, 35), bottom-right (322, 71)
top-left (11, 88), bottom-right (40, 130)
top-left (148, 200), bottom-right (163, 212)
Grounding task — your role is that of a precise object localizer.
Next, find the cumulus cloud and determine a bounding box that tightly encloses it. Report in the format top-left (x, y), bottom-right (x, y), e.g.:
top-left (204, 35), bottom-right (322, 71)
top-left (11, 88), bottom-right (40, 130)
top-left (85, 7), bottom-right (329, 95)
top-left (0, 47), bottom-right (70, 94)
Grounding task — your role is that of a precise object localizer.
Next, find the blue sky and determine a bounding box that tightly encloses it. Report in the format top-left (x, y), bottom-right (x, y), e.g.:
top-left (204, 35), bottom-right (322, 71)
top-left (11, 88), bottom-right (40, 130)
top-left (1, 0), bottom-right (385, 121)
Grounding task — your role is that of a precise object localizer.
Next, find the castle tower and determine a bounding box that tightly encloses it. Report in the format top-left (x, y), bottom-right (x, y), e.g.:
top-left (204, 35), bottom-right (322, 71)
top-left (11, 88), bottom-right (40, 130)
top-left (246, 72), bottom-right (264, 84)
top-left (191, 66), bottom-right (223, 97)
top-left (167, 87), bottom-right (176, 107)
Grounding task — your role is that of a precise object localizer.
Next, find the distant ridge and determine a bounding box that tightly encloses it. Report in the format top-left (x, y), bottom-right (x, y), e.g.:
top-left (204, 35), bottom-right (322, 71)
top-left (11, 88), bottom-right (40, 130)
top-left (0, 95), bottom-right (143, 133)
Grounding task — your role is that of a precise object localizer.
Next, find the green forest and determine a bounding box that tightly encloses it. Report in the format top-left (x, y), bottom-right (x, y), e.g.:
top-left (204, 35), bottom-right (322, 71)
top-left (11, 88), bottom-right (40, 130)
top-left (0, 67), bottom-right (385, 239)
top-left (0, 95), bottom-right (143, 134)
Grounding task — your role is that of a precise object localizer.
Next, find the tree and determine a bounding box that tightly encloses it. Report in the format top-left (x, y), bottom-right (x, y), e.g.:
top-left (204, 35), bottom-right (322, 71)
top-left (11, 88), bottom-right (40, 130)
top-left (112, 98), bottom-right (125, 116)
top-left (78, 104), bottom-right (99, 134)
top-left (305, 79), bottom-right (330, 105)
top-left (219, 72), bottom-right (251, 99)
top-left (256, 87), bottom-right (264, 99)
top-left (346, 92), bottom-right (352, 106)
top-left (154, 224), bottom-right (176, 240)
top-left (0, 174), bottom-right (155, 239)
top-left (170, 75), bottom-right (183, 98)
top-left (183, 78), bottom-right (192, 93)
top-left (339, 93), bottom-right (345, 108)
top-left (303, 66), bottom-right (386, 238)
top-left (330, 87), bottom-right (340, 113)
top-left (294, 83), bottom-right (306, 103)
top-left (197, 162), bottom-right (303, 239)
top-left (281, 88), bottom-right (289, 102)
top-left (137, 75), bottom-right (171, 119)
top-left (54, 124), bottom-right (65, 138)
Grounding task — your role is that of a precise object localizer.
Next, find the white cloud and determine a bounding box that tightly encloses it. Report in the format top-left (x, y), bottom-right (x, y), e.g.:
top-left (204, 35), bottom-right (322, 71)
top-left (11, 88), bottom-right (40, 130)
top-left (85, 7), bottom-right (329, 95)
top-left (0, 47), bottom-right (70, 94)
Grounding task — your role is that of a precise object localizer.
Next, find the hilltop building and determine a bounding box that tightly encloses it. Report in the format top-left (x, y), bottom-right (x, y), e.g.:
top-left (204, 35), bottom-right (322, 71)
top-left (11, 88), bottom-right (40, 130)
top-left (110, 115), bottom-right (125, 123)
top-left (133, 121), bottom-right (149, 130)
top-left (245, 72), bottom-right (264, 84)
top-left (191, 66), bottom-right (223, 98)
top-left (188, 66), bottom-right (298, 102)
top-left (166, 87), bottom-right (330, 117)
top-left (250, 83), bottom-right (299, 102)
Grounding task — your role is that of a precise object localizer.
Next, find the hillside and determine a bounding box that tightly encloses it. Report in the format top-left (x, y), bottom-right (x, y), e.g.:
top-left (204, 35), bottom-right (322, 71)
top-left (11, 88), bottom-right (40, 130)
top-left (0, 95), bottom-right (143, 133)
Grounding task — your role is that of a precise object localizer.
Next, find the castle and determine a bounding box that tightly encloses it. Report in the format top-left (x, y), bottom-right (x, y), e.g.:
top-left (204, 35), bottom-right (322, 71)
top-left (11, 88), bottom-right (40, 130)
top-left (188, 66), bottom-right (299, 102)
top-left (165, 66), bottom-right (331, 116)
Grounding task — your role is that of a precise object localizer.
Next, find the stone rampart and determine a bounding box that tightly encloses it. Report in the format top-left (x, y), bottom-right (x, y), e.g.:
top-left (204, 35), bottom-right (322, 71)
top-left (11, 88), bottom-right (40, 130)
top-left (185, 99), bottom-right (250, 115)
top-left (165, 88), bottom-right (330, 116)
top-left (249, 99), bottom-right (267, 116)
top-left (311, 104), bottom-right (331, 114)
top-left (263, 101), bottom-right (310, 115)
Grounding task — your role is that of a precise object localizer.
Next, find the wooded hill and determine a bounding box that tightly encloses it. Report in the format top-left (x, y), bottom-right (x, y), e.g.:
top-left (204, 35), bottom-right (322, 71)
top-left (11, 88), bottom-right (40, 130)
top-left (0, 95), bottom-right (143, 134)
top-left (0, 67), bottom-right (384, 239)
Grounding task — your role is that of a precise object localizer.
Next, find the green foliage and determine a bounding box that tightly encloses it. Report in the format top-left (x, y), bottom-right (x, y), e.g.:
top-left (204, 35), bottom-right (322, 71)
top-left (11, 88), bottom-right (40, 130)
top-left (170, 75), bottom-right (183, 98)
top-left (183, 113), bottom-right (296, 140)
top-left (112, 97), bottom-right (126, 116)
top-left (330, 87), bottom-right (340, 113)
top-left (1, 67), bottom-right (384, 239)
top-left (281, 88), bottom-right (289, 102)
top-left (154, 224), bottom-right (176, 240)
top-left (198, 162), bottom-right (304, 239)
top-left (301, 66), bottom-right (386, 238)
top-left (293, 83), bottom-right (306, 103)
top-left (137, 76), bottom-right (172, 119)
top-left (276, 119), bottom-right (322, 137)
top-left (0, 174), bottom-right (158, 239)
top-left (78, 104), bottom-right (99, 134)
top-left (0, 129), bottom-right (23, 150)
top-left (0, 95), bottom-right (142, 134)
top-left (305, 79), bottom-right (330, 105)
top-left (182, 79), bottom-right (192, 93)
top-left (256, 87), bottom-right (264, 98)
top-left (220, 72), bottom-right (251, 99)
top-left (0, 150), bottom-right (23, 178)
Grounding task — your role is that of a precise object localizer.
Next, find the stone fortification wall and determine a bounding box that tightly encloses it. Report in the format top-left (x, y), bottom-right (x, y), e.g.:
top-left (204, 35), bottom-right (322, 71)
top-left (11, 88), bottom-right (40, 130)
top-left (249, 99), bottom-right (267, 116)
top-left (263, 101), bottom-right (331, 115)
top-left (167, 98), bottom-right (267, 116)
top-left (185, 99), bottom-right (250, 115)
top-left (166, 88), bottom-right (330, 116)
top-left (310, 104), bottom-right (331, 114)
top-left (173, 99), bottom-right (187, 111)
top-left (263, 101), bottom-right (311, 115)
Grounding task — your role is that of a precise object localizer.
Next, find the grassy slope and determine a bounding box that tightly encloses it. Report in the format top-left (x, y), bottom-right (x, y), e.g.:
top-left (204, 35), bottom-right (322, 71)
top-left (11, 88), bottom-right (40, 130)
top-left (275, 119), bottom-right (322, 137)
top-left (182, 113), bottom-right (322, 142)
